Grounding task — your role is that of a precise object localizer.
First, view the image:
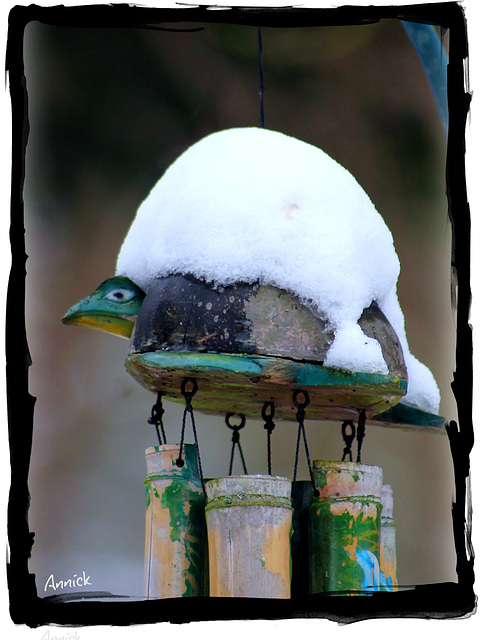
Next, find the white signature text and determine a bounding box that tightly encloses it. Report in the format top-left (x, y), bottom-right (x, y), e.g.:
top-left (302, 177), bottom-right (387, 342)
top-left (41, 632), bottom-right (80, 640)
top-left (44, 571), bottom-right (92, 592)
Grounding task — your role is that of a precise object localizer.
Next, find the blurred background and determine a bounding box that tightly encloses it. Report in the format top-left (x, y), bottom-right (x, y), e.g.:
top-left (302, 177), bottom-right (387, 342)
top-left (21, 13), bottom-right (457, 599)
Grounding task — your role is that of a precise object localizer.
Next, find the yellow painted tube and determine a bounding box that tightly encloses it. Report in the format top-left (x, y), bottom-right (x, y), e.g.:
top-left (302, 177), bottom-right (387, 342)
top-left (205, 475), bottom-right (293, 598)
top-left (144, 444), bottom-right (205, 598)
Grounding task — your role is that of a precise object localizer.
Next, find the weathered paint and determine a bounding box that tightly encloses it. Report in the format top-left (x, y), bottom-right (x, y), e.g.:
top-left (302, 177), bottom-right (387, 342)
top-left (123, 274), bottom-right (414, 425)
top-left (379, 484), bottom-right (398, 591)
top-left (130, 274), bottom-right (407, 378)
top-left (126, 351), bottom-right (407, 423)
top-left (309, 461), bottom-right (383, 595)
top-left (205, 475), bottom-right (293, 598)
top-left (370, 403), bottom-right (447, 434)
top-left (62, 276), bottom-right (145, 339)
top-left (144, 444), bottom-right (205, 598)
top-left (63, 311), bottom-right (135, 339)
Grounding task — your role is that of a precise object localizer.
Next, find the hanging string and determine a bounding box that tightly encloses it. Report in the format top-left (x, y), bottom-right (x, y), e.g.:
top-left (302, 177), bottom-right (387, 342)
top-left (341, 420), bottom-right (355, 462)
top-left (356, 409), bottom-right (367, 463)
top-left (292, 390), bottom-right (319, 496)
top-left (258, 26), bottom-right (265, 128)
top-left (176, 377), bottom-right (206, 496)
top-left (148, 391), bottom-right (167, 446)
top-left (226, 413), bottom-right (248, 475)
top-left (262, 401), bottom-right (276, 475)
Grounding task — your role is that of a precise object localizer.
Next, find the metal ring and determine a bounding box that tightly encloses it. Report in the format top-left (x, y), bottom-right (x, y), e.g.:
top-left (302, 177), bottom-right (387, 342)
top-left (225, 413), bottom-right (246, 430)
top-left (293, 389), bottom-right (310, 410)
top-left (261, 401), bottom-right (275, 422)
top-left (181, 377), bottom-right (198, 399)
top-left (342, 420), bottom-right (355, 443)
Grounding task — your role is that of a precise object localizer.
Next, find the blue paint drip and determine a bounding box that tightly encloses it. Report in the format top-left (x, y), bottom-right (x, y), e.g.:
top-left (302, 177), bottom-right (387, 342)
top-left (402, 21), bottom-right (448, 136)
top-left (380, 571), bottom-right (394, 592)
top-left (355, 549), bottom-right (381, 593)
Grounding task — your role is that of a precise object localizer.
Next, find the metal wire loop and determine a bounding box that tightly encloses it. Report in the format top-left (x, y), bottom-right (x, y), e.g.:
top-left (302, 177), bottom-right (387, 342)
top-left (181, 377), bottom-right (198, 400)
top-left (148, 392), bottom-right (167, 446)
top-left (293, 389), bottom-right (310, 410)
top-left (226, 412), bottom-right (248, 475)
top-left (225, 413), bottom-right (246, 430)
top-left (261, 401), bottom-right (275, 423)
top-left (341, 420), bottom-right (356, 462)
top-left (175, 378), bottom-right (206, 495)
top-left (262, 402), bottom-right (276, 475)
top-left (292, 390), bottom-right (318, 496)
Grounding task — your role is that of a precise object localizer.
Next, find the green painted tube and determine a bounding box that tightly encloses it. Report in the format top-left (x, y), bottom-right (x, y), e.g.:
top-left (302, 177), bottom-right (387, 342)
top-left (309, 460), bottom-right (383, 595)
top-left (144, 444), bottom-right (205, 598)
top-left (380, 484), bottom-right (398, 591)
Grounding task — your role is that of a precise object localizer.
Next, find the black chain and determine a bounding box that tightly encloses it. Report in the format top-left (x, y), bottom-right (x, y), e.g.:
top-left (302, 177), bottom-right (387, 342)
top-left (226, 413), bottom-right (248, 475)
top-left (262, 401), bottom-right (276, 475)
top-left (341, 420), bottom-right (356, 462)
top-left (292, 390), bottom-right (319, 496)
top-left (148, 392), bottom-right (167, 446)
top-left (176, 378), bottom-right (206, 496)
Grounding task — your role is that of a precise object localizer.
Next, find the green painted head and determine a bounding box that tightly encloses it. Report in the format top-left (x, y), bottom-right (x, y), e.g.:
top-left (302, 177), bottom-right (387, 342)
top-left (62, 276), bottom-right (146, 339)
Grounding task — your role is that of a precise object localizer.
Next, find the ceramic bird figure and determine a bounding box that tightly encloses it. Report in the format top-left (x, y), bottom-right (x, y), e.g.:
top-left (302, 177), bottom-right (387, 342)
top-left (62, 276), bottom-right (145, 339)
top-left (62, 127), bottom-right (440, 415)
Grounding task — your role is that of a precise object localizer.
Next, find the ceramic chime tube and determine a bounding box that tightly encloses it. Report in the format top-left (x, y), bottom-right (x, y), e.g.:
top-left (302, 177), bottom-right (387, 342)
top-left (205, 475), bottom-right (293, 598)
top-left (144, 444), bottom-right (205, 598)
top-left (380, 483), bottom-right (398, 591)
top-left (309, 460), bottom-right (383, 594)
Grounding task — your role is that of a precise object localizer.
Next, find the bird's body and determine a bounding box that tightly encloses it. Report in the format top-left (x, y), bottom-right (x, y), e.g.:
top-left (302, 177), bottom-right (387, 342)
top-left (63, 127), bottom-right (440, 415)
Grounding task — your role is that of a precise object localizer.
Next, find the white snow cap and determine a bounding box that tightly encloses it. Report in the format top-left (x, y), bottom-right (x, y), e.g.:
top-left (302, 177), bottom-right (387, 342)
top-left (116, 127), bottom-right (440, 414)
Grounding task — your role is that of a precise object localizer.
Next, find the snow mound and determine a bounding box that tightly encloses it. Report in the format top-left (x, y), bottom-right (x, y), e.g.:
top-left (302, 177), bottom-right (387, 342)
top-left (116, 127), bottom-right (440, 414)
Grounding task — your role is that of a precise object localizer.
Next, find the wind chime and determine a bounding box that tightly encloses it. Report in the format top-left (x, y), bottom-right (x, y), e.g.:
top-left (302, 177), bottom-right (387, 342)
top-left (62, 22), bottom-right (448, 600)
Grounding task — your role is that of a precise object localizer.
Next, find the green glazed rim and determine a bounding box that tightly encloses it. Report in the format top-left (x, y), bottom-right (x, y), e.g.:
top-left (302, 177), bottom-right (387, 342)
top-left (205, 492), bottom-right (293, 512)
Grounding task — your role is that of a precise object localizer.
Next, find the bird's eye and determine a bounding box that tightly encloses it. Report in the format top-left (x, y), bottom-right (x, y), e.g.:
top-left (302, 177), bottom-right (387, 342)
top-left (105, 288), bottom-right (136, 303)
